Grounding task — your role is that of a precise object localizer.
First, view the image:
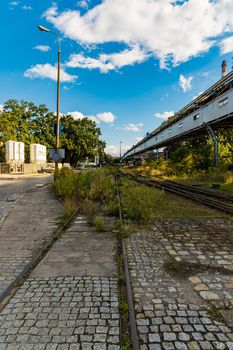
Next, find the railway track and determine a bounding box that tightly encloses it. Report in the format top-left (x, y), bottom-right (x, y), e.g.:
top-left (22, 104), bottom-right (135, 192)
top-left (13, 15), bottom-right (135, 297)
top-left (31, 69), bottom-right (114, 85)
top-left (122, 173), bottom-right (233, 215)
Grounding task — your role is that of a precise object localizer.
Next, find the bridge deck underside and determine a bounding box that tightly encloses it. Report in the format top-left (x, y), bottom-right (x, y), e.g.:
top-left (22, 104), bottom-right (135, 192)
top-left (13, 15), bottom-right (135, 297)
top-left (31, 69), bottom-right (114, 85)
top-left (128, 114), bottom-right (233, 159)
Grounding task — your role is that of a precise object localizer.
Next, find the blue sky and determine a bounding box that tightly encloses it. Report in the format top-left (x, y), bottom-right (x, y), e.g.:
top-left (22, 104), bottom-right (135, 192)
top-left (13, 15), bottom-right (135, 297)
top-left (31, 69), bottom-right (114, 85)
top-left (0, 0), bottom-right (233, 156)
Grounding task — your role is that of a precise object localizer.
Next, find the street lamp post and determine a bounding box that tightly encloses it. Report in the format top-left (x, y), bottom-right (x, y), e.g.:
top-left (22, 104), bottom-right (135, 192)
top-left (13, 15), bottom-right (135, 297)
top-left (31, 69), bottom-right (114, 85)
top-left (38, 25), bottom-right (61, 172)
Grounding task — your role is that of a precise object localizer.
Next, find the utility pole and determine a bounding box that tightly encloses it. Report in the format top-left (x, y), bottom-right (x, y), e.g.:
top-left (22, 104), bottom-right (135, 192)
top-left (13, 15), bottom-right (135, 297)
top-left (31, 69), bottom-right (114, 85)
top-left (38, 25), bottom-right (61, 172)
top-left (56, 35), bottom-right (61, 171)
top-left (120, 141), bottom-right (122, 161)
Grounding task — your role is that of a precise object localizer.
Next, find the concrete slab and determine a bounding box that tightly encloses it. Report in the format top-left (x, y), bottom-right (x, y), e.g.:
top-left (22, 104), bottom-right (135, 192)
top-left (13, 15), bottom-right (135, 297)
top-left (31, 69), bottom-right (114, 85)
top-left (32, 217), bottom-right (118, 278)
top-left (0, 179), bottom-right (62, 298)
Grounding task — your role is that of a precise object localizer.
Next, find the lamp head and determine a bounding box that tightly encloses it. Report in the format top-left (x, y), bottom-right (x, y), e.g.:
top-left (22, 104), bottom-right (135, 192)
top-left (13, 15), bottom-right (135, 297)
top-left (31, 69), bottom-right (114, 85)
top-left (37, 25), bottom-right (51, 33)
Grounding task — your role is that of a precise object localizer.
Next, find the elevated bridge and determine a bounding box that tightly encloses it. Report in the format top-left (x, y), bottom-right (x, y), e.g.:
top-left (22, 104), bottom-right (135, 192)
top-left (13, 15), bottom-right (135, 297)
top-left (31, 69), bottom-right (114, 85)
top-left (122, 70), bottom-right (233, 164)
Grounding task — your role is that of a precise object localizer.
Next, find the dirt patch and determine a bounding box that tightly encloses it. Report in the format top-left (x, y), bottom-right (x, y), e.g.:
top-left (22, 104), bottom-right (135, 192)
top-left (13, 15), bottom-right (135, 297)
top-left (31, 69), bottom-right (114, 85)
top-left (164, 255), bottom-right (233, 279)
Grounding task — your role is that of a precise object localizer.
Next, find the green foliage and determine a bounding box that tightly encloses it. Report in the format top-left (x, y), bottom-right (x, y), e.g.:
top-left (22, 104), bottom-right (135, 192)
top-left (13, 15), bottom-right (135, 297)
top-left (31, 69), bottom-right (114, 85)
top-left (89, 169), bottom-right (116, 203)
top-left (0, 99), bottom-right (105, 166)
top-left (120, 178), bottom-right (165, 224)
top-left (120, 175), bottom-right (227, 220)
top-left (119, 302), bottom-right (130, 314)
top-left (104, 200), bottom-right (119, 216)
top-left (120, 344), bottom-right (132, 350)
top-left (63, 198), bottom-right (76, 219)
top-left (94, 216), bottom-right (106, 232)
top-left (52, 168), bottom-right (117, 221)
top-left (140, 130), bottom-right (233, 179)
top-left (81, 199), bottom-right (97, 223)
top-left (60, 114), bottom-right (105, 166)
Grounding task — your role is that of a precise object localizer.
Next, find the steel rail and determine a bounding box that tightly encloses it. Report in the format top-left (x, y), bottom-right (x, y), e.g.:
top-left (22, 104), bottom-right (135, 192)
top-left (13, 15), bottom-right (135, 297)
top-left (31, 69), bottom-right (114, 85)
top-left (123, 174), bottom-right (233, 215)
top-left (115, 174), bottom-right (140, 350)
top-left (163, 180), bottom-right (233, 202)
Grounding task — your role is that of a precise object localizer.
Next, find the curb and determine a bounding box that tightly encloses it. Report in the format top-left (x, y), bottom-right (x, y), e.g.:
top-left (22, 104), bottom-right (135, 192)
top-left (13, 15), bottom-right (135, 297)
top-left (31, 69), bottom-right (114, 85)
top-left (0, 174), bottom-right (52, 181)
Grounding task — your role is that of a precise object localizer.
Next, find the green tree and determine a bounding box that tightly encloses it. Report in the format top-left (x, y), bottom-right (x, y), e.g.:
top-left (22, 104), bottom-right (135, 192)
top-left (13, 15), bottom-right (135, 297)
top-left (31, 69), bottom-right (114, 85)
top-left (60, 114), bottom-right (106, 166)
top-left (0, 99), bottom-right (105, 166)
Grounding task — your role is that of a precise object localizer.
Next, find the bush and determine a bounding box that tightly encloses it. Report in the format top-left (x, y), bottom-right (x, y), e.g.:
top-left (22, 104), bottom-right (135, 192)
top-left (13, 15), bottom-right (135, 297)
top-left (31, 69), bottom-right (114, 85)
top-left (52, 168), bottom-right (77, 199)
top-left (52, 167), bottom-right (117, 219)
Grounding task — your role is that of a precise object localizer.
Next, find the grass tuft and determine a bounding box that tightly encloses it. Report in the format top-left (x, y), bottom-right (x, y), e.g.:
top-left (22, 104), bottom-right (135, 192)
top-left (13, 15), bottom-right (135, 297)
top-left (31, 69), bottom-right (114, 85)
top-left (94, 216), bottom-right (106, 232)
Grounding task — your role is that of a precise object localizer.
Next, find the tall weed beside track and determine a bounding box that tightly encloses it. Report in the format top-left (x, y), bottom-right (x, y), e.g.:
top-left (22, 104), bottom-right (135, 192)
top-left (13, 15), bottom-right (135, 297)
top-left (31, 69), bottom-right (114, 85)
top-left (120, 178), bottom-right (165, 224)
top-left (52, 167), bottom-right (117, 219)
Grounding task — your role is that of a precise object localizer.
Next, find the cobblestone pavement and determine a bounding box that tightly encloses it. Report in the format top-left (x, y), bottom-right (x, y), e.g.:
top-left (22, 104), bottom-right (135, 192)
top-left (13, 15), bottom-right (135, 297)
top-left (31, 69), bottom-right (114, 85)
top-left (155, 219), bottom-right (233, 307)
top-left (0, 216), bottom-right (120, 349)
top-left (0, 176), bottom-right (62, 298)
top-left (0, 175), bottom-right (52, 225)
top-left (126, 218), bottom-right (233, 350)
top-left (0, 277), bottom-right (119, 350)
top-left (0, 257), bottom-right (30, 295)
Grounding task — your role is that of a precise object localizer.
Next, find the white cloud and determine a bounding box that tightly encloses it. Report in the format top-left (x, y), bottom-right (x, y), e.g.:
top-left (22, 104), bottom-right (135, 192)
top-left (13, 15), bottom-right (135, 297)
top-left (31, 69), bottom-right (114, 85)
top-left (96, 112), bottom-right (116, 123)
top-left (34, 45), bottom-right (51, 52)
top-left (121, 123), bottom-right (144, 132)
top-left (68, 111), bottom-right (117, 124)
top-left (65, 45), bottom-right (147, 73)
top-left (44, 0), bottom-right (233, 69)
top-left (9, 1), bottom-right (18, 6)
top-left (105, 144), bottom-right (130, 157)
top-left (66, 54), bottom-right (114, 73)
top-left (68, 111), bottom-right (86, 120)
top-left (24, 64), bottom-right (77, 83)
top-left (68, 111), bottom-right (98, 123)
top-left (77, 0), bottom-right (89, 9)
top-left (154, 111), bottom-right (174, 121)
top-left (220, 36), bottom-right (233, 55)
top-left (22, 5), bottom-right (32, 10)
top-left (179, 74), bottom-right (193, 92)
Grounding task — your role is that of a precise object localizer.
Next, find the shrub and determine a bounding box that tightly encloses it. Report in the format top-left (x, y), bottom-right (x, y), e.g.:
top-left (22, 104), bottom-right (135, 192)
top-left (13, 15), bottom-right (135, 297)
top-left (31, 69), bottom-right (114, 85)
top-left (94, 216), bottom-right (106, 231)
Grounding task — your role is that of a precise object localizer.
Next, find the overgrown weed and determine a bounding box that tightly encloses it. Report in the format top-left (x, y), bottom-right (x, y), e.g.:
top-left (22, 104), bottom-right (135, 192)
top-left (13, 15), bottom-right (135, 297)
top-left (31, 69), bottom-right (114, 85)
top-left (94, 216), bottom-right (106, 232)
top-left (120, 178), bottom-right (166, 224)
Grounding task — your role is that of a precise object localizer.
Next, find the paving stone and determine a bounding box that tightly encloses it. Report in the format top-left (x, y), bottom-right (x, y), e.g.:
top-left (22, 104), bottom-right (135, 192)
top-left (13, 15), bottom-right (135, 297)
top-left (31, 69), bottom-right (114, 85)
top-left (0, 276), bottom-right (120, 348)
top-left (163, 332), bottom-right (177, 341)
top-left (199, 291), bottom-right (220, 300)
top-left (126, 221), bottom-right (233, 349)
top-left (187, 341), bottom-right (200, 350)
top-left (148, 334), bottom-right (161, 343)
top-left (178, 333), bottom-right (190, 342)
top-left (174, 342), bottom-right (188, 350)
top-left (162, 343), bottom-right (175, 350)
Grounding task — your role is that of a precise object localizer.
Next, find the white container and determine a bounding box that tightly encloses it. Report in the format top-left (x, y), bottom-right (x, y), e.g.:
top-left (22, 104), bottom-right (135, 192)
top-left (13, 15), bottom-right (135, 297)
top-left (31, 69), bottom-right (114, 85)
top-left (30, 144), bottom-right (47, 164)
top-left (5, 141), bottom-right (15, 163)
top-left (14, 142), bottom-right (19, 161)
top-left (18, 142), bottom-right (25, 162)
top-left (5, 141), bottom-right (25, 163)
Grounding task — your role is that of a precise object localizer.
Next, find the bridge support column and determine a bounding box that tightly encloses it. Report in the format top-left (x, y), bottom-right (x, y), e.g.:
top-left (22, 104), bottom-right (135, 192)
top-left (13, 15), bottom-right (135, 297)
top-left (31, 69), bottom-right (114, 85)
top-left (205, 123), bottom-right (219, 167)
